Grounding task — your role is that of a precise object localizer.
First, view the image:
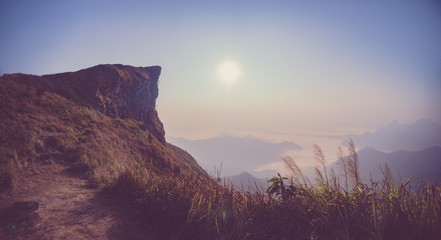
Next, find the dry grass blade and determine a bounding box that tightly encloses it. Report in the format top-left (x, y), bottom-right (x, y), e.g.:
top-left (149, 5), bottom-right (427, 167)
top-left (384, 163), bottom-right (394, 189)
top-left (329, 168), bottom-right (338, 189)
top-left (314, 167), bottom-right (325, 185)
top-left (282, 156), bottom-right (308, 186)
top-left (337, 145), bottom-right (349, 190)
top-left (347, 139), bottom-right (361, 186)
top-left (313, 143), bottom-right (328, 185)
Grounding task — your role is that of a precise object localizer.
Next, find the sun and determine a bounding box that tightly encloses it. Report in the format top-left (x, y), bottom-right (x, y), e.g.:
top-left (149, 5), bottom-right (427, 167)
top-left (217, 60), bottom-right (240, 85)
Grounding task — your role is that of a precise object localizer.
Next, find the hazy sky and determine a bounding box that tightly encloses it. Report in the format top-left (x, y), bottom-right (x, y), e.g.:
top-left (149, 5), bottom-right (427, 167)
top-left (1, 0), bottom-right (440, 142)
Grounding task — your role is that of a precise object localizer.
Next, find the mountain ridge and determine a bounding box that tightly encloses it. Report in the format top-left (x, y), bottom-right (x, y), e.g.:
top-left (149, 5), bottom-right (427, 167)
top-left (330, 145), bottom-right (441, 188)
top-left (3, 64), bottom-right (165, 143)
top-left (341, 119), bottom-right (441, 152)
top-left (223, 171), bottom-right (268, 192)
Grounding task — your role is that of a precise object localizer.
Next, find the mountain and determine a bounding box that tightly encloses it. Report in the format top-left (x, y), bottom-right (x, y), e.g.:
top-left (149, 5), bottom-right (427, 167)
top-left (341, 119), bottom-right (441, 152)
top-left (330, 146), bottom-right (441, 188)
top-left (0, 64), bottom-right (208, 192)
top-left (359, 146), bottom-right (441, 187)
top-left (7, 64), bottom-right (165, 143)
top-left (167, 135), bottom-right (301, 177)
top-left (223, 172), bottom-right (269, 192)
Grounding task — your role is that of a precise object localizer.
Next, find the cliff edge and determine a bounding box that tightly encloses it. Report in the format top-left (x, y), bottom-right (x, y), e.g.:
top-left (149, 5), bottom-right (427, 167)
top-left (4, 64), bottom-right (165, 143)
top-left (0, 64), bottom-right (208, 194)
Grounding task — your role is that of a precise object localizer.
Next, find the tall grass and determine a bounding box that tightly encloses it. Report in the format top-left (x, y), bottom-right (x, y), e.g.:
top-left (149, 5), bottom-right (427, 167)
top-left (110, 140), bottom-right (441, 239)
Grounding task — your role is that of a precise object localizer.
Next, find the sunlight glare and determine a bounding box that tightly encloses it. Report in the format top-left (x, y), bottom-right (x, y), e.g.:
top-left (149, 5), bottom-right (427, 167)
top-left (217, 60), bottom-right (240, 85)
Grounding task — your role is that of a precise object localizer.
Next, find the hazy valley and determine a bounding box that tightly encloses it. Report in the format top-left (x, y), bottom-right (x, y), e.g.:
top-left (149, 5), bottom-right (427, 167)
top-left (168, 119), bottom-right (441, 192)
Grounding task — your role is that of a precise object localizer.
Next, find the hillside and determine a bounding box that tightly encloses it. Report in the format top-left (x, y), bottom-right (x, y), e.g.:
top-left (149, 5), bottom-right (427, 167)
top-left (0, 64), bottom-right (210, 238)
top-left (0, 64), bottom-right (207, 193)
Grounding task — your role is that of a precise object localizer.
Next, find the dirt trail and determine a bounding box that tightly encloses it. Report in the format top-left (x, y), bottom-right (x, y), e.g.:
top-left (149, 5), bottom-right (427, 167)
top-left (0, 162), bottom-right (132, 240)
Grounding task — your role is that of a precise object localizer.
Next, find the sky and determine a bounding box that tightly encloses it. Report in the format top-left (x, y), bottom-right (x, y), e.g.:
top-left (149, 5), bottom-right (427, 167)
top-left (1, 0), bottom-right (440, 171)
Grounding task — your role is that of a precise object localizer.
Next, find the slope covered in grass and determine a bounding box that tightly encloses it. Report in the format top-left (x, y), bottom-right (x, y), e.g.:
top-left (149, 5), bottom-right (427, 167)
top-left (109, 168), bottom-right (441, 239)
top-left (0, 65), bottom-right (208, 193)
top-left (108, 141), bottom-right (441, 239)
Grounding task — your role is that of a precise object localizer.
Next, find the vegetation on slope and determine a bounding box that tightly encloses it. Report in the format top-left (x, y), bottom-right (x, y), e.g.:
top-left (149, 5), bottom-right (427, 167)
top-left (109, 141), bottom-right (441, 240)
top-left (0, 77), bottom-right (207, 193)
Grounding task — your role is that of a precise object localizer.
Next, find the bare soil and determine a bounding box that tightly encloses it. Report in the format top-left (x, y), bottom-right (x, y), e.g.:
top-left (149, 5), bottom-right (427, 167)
top-left (0, 162), bottom-right (135, 240)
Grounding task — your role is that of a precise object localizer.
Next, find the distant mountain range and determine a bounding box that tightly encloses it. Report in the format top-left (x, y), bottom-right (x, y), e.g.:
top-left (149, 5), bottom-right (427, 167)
top-left (222, 172), bottom-right (269, 193)
top-left (341, 119), bottom-right (441, 152)
top-left (166, 135), bottom-right (301, 177)
top-left (329, 146), bottom-right (441, 188)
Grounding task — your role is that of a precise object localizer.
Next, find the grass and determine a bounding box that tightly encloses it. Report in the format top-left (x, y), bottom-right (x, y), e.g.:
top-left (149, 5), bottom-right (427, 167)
top-left (108, 142), bottom-right (441, 240)
top-left (0, 77), bottom-right (207, 192)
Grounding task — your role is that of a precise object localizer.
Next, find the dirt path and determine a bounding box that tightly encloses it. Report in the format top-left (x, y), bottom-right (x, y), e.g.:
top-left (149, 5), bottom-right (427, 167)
top-left (0, 162), bottom-right (132, 240)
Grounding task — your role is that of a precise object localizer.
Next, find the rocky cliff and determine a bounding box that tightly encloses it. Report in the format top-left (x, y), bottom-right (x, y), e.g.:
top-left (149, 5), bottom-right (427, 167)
top-left (0, 64), bottom-right (208, 192)
top-left (4, 64), bottom-right (165, 143)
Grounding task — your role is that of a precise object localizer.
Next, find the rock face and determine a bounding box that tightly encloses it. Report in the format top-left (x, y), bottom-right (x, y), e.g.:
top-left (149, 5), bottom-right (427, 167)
top-left (0, 64), bottom-right (209, 194)
top-left (6, 64), bottom-right (165, 143)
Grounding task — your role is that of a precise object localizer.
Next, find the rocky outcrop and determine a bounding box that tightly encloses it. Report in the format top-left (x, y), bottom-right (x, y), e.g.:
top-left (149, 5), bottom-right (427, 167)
top-left (0, 63), bottom-right (209, 196)
top-left (4, 64), bottom-right (165, 143)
